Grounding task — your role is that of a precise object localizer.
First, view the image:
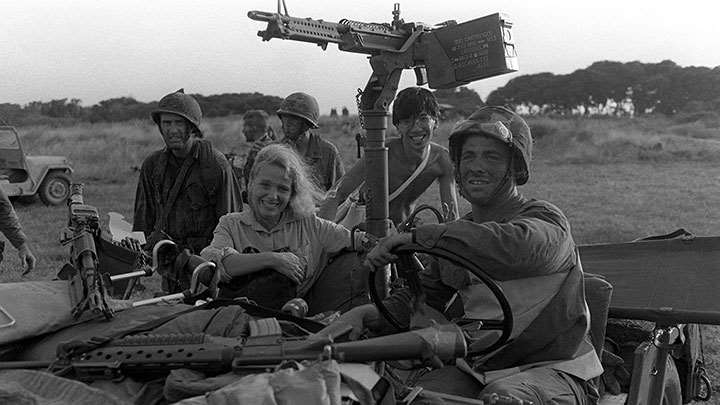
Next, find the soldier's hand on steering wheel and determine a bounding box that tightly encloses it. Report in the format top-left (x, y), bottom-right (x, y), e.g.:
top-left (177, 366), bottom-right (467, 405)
top-left (365, 232), bottom-right (412, 268)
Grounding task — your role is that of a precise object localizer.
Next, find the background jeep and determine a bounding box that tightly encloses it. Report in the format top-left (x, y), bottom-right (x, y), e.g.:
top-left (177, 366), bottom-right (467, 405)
top-left (0, 126), bottom-right (73, 205)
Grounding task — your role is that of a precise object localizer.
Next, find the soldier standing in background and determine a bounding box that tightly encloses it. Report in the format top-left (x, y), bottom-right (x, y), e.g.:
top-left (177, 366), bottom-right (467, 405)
top-left (132, 89), bottom-right (242, 293)
top-left (277, 92), bottom-right (344, 191)
top-left (245, 92), bottom-right (344, 192)
top-left (238, 110), bottom-right (276, 192)
top-left (0, 188), bottom-right (36, 274)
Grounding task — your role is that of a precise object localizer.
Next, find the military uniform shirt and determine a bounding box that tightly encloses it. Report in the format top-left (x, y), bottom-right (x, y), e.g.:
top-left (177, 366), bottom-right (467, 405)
top-left (242, 132), bottom-right (343, 192)
top-left (133, 140), bottom-right (242, 254)
top-left (288, 133), bottom-right (345, 191)
top-left (383, 196), bottom-right (603, 381)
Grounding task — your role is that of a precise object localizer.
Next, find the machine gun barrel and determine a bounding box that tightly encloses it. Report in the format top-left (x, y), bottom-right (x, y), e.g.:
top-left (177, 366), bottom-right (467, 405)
top-left (247, 10), bottom-right (412, 54)
top-left (248, 10), bottom-right (344, 47)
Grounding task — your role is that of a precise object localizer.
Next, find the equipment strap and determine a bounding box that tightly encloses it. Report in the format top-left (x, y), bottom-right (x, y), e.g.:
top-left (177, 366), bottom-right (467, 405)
top-left (347, 144), bottom-right (431, 204)
top-left (158, 154), bottom-right (196, 231)
top-left (388, 144), bottom-right (430, 202)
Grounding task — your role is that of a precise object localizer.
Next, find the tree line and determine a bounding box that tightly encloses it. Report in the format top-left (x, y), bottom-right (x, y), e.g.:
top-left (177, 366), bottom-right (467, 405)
top-left (4, 59), bottom-right (716, 126)
top-left (487, 60), bottom-right (720, 115)
top-left (0, 87), bottom-right (485, 127)
top-left (0, 93), bottom-right (284, 127)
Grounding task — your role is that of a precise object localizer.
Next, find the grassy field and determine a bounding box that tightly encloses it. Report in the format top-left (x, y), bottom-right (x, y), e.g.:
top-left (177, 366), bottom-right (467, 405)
top-left (2, 112), bottom-right (720, 401)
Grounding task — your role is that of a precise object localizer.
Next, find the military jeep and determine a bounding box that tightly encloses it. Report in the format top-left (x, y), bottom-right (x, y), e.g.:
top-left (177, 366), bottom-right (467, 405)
top-left (0, 126), bottom-right (73, 205)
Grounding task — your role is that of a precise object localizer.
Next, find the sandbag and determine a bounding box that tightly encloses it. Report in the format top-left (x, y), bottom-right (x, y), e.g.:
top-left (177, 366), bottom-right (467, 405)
top-left (175, 360), bottom-right (343, 405)
top-left (0, 369), bottom-right (128, 405)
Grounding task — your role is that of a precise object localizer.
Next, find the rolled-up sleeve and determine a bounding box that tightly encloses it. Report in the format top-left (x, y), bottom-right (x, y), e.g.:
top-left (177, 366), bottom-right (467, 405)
top-left (201, 216), bottom-right (237, 260)
top-left (201, 215), bottom-right (242, 283)
top-left (313, 216), bottom-right (360, 253)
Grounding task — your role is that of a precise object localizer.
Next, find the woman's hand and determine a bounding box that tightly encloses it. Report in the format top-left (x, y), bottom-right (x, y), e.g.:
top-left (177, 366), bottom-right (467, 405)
top-left (365, 232), bottom-right (412, 268)
top-left (271, 251), bottom-right (306, 284)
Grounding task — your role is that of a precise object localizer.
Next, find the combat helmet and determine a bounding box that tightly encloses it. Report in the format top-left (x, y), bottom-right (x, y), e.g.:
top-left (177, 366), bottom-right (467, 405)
top-left (277, 92), bottom-right (320, 129)
top-left (151, 89), bottom-right (203, 136)
top-left (448, 106), bottom-right (532, 185)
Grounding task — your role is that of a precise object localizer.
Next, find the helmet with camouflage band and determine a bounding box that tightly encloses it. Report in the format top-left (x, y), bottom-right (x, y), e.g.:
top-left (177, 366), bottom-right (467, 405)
top-left (448, 105), bottom-right (532, 185)
top-left (151, 89), bottom-right (204, 137)
top-left (277, 92), bottom-right (320, 129)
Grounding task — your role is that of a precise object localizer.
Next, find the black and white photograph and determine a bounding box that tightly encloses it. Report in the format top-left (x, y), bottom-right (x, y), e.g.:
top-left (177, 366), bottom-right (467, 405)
top-left (0, 1), bottom-right (719, 404)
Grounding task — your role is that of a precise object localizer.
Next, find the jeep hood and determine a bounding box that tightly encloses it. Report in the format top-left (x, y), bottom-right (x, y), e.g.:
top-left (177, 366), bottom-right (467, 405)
top-left (26, 155), bottom-right (73, 171)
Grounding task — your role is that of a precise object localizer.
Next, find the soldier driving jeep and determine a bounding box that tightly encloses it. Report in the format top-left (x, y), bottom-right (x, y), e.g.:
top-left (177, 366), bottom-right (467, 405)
top-left (316, 106), bottom-right (603, 404)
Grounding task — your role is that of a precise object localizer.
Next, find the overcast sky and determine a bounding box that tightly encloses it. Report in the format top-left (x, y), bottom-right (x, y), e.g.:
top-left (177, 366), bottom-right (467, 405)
top-left (3, 0), bottom-right (719, 113)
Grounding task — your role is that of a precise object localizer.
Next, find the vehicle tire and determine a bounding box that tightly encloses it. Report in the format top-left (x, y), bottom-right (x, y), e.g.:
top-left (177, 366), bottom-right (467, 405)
top-left (38, 171), bottom-right (71, 206)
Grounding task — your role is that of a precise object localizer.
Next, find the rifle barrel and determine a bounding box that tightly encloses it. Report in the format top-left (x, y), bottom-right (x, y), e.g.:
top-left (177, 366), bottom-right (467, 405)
top-left (0, 360), bottom-right (53, 369)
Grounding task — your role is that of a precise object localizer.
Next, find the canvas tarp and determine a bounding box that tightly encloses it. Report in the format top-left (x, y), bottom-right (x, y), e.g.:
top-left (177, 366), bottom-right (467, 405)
top-left (579, 236), bottom-right (720, 325)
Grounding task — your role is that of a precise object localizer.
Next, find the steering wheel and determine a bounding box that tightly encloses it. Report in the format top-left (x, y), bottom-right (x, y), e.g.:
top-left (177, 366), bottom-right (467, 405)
top-left (371, 243), bottom-right (514, 357)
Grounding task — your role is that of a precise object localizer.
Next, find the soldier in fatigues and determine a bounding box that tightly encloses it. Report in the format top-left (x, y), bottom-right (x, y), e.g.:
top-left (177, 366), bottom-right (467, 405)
top-left (319, 106), bottom-right (602, 404)
top-left (239, 110), bottom-right (276, 192)
top-left (245, 93), bottom-right (344, 192)
top-left (132, 89), bottom-right (242, 293)
top-left (277, 92), bottom-right (344, 191)
top-left (0, 188), bottom-right (36, 274)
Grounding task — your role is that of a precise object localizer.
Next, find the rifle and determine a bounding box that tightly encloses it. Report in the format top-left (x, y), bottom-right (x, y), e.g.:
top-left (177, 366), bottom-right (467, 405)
top-left (0, 321), bottom-right (467, 382)
top-left (59, 184), bottom-right (114, 320)
top-left (249, 3), bottom-right (518, 298)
